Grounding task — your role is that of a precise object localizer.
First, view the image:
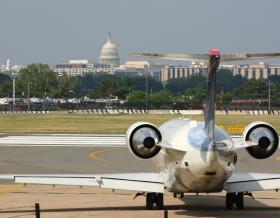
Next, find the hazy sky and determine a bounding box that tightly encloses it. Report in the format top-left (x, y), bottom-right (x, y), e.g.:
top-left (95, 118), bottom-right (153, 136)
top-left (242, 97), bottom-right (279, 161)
top-left (0, 0), bottom-right (280, 65)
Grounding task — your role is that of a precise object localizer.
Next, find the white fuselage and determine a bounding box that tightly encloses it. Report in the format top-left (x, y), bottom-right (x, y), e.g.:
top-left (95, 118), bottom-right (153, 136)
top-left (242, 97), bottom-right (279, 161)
top-left (154, 119), bottom-right (236, 193)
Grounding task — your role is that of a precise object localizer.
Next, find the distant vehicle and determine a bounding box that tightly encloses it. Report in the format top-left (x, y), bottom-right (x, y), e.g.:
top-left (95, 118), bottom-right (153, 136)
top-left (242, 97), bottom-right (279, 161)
top-left (15, 98), bottom-right (25, 106)
top-left (1, 50), bottom-right (280, 210)
top-left (43, 97), bottom-right (53, 104)
top-left (55, 98), bottom-right (68, 104)
top-left (67, 98), bottom-right (81, 104)
top-left (0, 98), bottom-right (10, 105)
top-left (107, 96), bottom-right (120, 103)
top-left (83, 99), bottom-right (96, 104)
top-left (95, 99), bottom-right (106, 103)
top-left (30, 97), bottom-right (42, 104)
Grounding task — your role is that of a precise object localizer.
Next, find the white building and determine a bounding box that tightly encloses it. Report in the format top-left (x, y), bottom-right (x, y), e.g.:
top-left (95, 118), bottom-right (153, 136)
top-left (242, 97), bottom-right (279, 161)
top-left (0, 59), bottom-right (25, 72)
top-left (116, 61), bottom-right (163, 80)
top-left (69, 60), bottom-right (89, 65)
top-left (160, 61), bottom-right (280, 82)
top-left (53, 60), bottom-right (114, 77)
top-left (232, 62), bottom-right (280, 79)
top-left (99, 33), bottom-right (120, 67)
top-left (160, 62), bottom-right (208, 82)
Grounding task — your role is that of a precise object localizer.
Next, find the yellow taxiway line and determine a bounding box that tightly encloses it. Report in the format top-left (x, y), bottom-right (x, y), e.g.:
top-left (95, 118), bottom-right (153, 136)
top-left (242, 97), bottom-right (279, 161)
top-left (89, 147), bottom-right (125, 163)
top-left (0, 184), bottom-right (24, 195)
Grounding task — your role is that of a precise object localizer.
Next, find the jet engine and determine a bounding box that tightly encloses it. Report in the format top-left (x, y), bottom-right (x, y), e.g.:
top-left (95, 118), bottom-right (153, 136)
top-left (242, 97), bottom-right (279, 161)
top-left (126, 122), bottom-right (162, 159)
top-left (243, 121), bottom-right (279, 159)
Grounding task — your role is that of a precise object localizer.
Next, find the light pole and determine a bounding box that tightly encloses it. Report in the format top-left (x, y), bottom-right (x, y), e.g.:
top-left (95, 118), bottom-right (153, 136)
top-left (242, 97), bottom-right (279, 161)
top-left (11, 72), bottom-right (17, 112)
top-left (27, 82), bottom-right (32, 112)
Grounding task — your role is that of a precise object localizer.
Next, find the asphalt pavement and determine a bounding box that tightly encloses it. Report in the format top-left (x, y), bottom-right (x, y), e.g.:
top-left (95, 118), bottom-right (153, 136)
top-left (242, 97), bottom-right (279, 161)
top-left (0, 134), bottom-right (279, 174)
top-left (0, 134), bottom-right (279, 218)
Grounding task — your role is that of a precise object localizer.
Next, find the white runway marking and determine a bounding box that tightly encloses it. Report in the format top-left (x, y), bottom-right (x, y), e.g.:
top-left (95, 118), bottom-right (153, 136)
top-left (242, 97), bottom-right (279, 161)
top-left (0, 134), bottom-right (278, 147)
top-left (0, 134), bottom-right (126, 147)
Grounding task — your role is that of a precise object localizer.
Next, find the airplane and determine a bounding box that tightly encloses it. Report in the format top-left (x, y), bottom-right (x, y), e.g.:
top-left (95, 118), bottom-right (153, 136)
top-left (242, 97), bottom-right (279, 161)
top-left (1, 49), bottom-right (280, 210)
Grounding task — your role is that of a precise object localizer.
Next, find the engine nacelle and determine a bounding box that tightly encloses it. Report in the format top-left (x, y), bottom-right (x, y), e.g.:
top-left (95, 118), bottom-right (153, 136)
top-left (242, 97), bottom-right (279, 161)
top-left (126, 122), bottom-right (162, 159)
top-left (243, 121), bottom-right (279, 159)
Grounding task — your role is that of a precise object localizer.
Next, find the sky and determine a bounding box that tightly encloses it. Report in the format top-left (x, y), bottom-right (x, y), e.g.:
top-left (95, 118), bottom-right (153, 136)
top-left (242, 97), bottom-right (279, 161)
top-left (0, 0), bottom-right (280, 65)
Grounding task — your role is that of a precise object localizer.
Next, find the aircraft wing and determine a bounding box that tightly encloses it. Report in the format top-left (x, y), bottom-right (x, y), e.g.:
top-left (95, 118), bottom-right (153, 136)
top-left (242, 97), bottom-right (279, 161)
top-left (225, 172), bottom-right (280, 193)
top-left (0, 172), bottom-right (165, 193)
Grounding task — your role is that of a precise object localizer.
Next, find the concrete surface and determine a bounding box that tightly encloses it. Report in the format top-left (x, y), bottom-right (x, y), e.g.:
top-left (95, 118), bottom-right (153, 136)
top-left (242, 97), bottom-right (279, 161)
top-left (0, 134), bottom-right (279, 217)
top-left (0, 186), bottom-right (279, 218)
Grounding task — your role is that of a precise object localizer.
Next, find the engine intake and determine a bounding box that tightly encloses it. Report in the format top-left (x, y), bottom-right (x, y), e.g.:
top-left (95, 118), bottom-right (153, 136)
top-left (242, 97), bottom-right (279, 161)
top-left (126, 122), bottom-right (162, 159)
top-left (243, 122), bottom-right (279, 159)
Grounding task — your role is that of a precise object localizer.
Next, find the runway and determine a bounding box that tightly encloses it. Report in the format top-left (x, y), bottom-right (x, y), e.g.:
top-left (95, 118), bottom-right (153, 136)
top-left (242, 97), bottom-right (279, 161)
top-left (0, 134), bottom-right (279, 217)
top-left (0, 134), bottom-right (279, 174)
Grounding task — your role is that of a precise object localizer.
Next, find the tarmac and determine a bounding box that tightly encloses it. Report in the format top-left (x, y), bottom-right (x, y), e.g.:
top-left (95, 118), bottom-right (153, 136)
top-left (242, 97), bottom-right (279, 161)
top-left (0, 134), bottom-right (279, 217)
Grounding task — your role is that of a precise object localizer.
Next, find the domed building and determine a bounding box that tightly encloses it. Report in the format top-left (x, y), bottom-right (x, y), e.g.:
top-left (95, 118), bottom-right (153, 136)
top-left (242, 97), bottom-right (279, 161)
top-left (99, 33), bottom-right (120, 67)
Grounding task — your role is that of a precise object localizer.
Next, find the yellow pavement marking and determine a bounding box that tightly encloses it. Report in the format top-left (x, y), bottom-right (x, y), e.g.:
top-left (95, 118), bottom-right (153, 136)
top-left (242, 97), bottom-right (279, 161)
top-left (276, 156), bottom-right (280, 161)
top-left (0, 184), bottom-right (24, 195)
top-left (89, 147), bottom-right (126, 163)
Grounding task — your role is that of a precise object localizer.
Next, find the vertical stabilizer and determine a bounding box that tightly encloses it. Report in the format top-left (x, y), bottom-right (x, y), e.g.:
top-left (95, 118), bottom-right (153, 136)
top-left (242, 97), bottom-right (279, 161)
top-left (205, 49), bottom-right (220, 140)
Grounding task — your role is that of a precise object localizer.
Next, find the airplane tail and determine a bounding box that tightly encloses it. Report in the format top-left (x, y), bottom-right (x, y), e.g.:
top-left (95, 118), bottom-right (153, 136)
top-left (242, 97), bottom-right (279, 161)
top-left (203, 51), bottom-right (280, 140)
top-left (129, 51), bottom-right (280, 140)
top-left (205, 49), bottom-right (220, 140)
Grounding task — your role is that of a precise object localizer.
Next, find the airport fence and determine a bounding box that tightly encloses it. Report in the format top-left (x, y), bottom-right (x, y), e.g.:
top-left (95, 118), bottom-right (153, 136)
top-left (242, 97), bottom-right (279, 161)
top-left (0, 101), bottom-right (279, 116)
top-left (0, 107), bottom-right (279, 116)
top-left (0, 101), bottom-right (279, 112)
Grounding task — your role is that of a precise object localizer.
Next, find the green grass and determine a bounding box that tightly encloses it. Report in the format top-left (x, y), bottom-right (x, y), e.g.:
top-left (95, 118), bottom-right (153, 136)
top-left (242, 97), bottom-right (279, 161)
top-left (0, 114), bottom-right (279, 135)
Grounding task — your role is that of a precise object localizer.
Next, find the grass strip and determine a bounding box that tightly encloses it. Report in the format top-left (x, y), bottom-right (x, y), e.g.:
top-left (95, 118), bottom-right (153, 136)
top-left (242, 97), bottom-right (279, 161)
top-left (0, 114), bottom-right (279, 135)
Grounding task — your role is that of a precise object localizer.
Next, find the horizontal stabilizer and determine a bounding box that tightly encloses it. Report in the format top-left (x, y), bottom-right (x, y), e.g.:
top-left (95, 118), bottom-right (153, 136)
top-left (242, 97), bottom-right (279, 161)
top-left (221, 53), bottom-right (280, 62)
top-left (129, 53), bottom-right (209, 62)
top-left (129, 52), bottom-right (280, 62)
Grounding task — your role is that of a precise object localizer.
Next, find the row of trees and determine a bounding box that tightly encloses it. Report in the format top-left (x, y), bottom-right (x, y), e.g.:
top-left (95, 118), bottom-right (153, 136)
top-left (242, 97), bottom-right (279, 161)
top-left (0, 64), bottom-right (80, 98)
top-left (0, 64), bottom-right (279, 108)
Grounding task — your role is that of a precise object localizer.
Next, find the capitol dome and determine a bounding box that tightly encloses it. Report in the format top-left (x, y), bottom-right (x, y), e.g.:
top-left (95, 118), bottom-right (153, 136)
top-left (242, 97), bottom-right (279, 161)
top-left (99, 33), bottom-right (120, 67)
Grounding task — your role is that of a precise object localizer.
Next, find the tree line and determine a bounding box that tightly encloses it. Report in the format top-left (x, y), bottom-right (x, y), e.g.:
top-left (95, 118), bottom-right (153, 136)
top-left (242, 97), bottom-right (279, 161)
top-left (0, 64), bottom-right (279, 108)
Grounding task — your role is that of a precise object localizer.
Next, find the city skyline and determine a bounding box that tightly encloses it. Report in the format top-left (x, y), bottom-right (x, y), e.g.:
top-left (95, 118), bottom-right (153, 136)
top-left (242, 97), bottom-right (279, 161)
top-left (0, 0), bottom-right (280, 65)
